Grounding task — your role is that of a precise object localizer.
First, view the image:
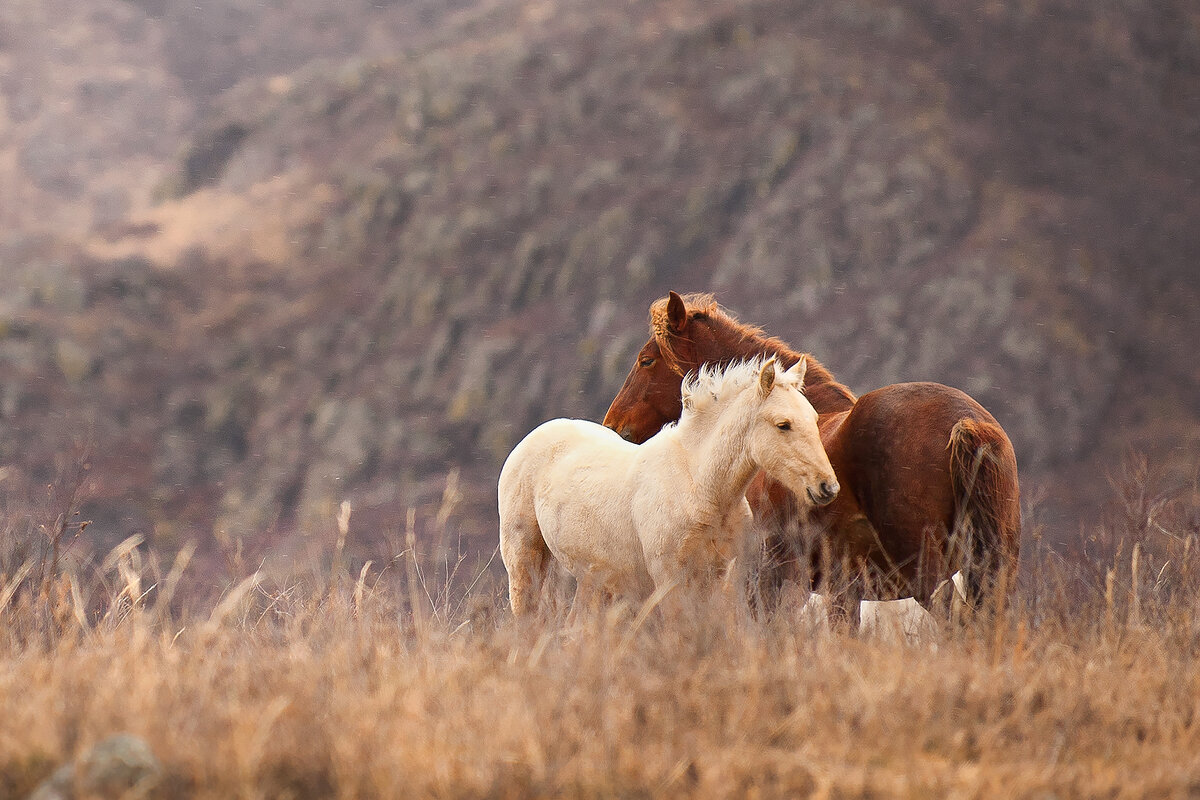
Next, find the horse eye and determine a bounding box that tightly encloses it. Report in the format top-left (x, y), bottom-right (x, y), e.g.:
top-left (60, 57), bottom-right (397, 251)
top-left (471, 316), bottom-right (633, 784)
top-left (639, 358), bottom-right (655, 368)
top-left (776, 421), bottom-right (792, 431)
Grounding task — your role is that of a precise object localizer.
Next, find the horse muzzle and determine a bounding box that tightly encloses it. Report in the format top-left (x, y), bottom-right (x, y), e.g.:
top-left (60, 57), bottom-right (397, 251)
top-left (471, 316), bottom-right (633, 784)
top-left (613, 424), bottom-right (650, 444)
top-left (807, 480), bottom-right (839, 507)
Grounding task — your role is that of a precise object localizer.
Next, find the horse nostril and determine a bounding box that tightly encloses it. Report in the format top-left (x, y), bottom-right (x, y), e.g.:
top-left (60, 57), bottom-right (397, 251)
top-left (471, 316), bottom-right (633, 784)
top-left (618, 427), bottom-right (636, 443)
top-left (807, 483), bottom-right (837, 506)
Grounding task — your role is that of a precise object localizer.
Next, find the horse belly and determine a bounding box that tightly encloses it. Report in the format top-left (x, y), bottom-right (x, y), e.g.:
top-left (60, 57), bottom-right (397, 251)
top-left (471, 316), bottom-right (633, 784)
top-left (533, 460), bottom-right (652, 596)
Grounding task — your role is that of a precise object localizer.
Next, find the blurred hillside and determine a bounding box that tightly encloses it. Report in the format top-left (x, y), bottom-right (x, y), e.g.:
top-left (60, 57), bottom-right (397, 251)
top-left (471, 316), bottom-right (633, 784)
top-left (0, 0), bottom-right (1197, 575)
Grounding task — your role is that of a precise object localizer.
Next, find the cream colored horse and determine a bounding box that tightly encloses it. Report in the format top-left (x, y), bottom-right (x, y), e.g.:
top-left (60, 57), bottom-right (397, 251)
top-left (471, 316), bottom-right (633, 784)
top-left (499, 357), bottom-right (840, 617)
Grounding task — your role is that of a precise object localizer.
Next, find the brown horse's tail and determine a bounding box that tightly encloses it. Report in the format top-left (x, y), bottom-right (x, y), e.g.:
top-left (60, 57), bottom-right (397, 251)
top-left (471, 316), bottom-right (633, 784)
top-left (948, 418), bottom-right (1021, 609)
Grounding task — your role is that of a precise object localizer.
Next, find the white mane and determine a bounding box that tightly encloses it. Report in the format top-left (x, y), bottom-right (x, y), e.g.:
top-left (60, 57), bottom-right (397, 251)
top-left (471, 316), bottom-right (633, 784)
top-left (680, 357), bottom-right (802, 418)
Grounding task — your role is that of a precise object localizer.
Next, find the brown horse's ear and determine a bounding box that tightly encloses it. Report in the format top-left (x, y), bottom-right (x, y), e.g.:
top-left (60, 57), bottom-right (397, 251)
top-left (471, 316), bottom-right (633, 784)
top-left (786, 356), bottom-right (808, 385)
top-left (666, 291), bottom-right (688, 332)
top-left (759, 357), bottom-right (777, 397)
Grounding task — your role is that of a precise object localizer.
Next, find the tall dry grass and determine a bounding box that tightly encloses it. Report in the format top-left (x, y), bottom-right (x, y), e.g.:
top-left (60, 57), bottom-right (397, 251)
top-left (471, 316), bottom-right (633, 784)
top-left (2, 460), bottom-right (1200, 799)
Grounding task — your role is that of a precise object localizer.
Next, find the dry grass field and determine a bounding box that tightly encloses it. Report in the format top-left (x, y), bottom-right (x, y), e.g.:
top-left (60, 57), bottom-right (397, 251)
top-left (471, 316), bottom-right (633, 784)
top-left (3, 464), bottom-right (1200, 799)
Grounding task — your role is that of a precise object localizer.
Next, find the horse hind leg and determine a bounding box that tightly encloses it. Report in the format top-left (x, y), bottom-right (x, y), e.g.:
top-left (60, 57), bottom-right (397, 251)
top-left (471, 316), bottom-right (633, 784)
top-left (948, 418), bottom-right (1021, 612)
top-left (500, 515), bottom-right (555, 618)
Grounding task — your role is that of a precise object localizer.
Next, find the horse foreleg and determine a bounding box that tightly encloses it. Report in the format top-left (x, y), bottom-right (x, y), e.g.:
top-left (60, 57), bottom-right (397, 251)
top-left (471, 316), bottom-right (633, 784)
top-left (815, 542), bottom-right (864, 633)
top-left (826, 581), bottom-right (863, 633)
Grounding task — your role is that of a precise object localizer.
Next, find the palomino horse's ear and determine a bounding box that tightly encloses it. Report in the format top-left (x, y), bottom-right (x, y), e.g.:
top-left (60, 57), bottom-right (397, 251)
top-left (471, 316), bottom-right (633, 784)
top-left (666, 291), bottom-right (688, 332)
top-left (786, 356), bottom-right (808, 385)
top-left (759, 357), bottom-right (777, 397)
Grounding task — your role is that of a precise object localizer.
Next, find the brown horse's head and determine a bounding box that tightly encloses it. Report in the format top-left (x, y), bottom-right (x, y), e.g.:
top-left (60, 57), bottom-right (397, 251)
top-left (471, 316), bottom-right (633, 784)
top-left (603, 336), bottom-right (684, 443)
top-left (604, 291), bottom-right (725, 443)
top-left (605, 291), bottom-right (855, 443)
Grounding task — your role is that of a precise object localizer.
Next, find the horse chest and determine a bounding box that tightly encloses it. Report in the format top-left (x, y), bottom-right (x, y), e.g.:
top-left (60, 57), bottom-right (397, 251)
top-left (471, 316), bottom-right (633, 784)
top-left (839, 513), bottom-right (882, 552)
top-left (630, 487), bottom-right (740, 576)
top-left (674, 503), bottom-right (748, 572)
top-left (814, 502), bottom-right (881, 556)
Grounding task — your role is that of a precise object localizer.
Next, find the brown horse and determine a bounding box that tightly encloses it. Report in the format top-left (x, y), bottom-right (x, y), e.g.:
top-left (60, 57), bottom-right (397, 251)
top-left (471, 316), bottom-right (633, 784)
top-left (603, 292), bottom-right (1021, 625)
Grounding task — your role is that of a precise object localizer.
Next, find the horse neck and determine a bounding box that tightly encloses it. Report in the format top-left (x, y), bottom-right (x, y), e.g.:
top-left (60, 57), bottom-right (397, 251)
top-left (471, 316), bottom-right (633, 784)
top-left (701, 327), bottom-right (856, 414)
top-left (676, 391), bottom-right (760, 512)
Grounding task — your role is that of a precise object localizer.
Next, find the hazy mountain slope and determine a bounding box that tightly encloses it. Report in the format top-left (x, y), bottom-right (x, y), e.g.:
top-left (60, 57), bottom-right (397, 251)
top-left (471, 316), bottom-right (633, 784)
top-left (1, 0), bottom-right (1196, 571)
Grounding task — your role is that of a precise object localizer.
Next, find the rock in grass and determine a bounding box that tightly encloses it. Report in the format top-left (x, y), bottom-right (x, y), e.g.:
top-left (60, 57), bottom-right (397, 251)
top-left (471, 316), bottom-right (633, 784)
top-left (29, 734), bottom-right (161, 800)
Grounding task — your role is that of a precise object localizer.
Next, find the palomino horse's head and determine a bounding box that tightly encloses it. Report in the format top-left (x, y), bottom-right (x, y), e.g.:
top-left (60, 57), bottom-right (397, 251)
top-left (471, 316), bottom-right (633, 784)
top-left (604, 291), bottom-right (730, 443)
top-left (739, 358), bottom-right (839, 507)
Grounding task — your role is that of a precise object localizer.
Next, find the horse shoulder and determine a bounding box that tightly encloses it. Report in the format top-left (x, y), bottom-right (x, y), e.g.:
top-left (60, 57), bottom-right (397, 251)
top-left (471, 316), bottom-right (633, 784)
top-left (712, 497), bottom-right (752, 558)
top-left (622, 434), bottom-right (688, 546)
top-left (637, 451), bottom-right (748, 577)
top-left (628, 429), bottom-right (694, 503)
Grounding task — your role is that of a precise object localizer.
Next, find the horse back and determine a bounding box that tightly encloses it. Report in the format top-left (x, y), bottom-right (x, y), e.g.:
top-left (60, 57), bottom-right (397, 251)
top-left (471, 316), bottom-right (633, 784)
top-left (500, 418), bottom-right (634, 500)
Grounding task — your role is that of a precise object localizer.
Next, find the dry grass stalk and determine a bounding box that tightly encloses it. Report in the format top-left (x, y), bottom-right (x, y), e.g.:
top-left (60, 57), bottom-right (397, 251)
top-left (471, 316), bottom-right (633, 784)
top-left (2, 574), bottom-right (1199, 799)
top-left (1, 457), bottom-right (1198, 798)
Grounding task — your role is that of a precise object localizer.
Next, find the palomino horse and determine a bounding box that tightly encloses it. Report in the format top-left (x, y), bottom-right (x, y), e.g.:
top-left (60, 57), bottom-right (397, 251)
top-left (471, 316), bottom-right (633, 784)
top-left (499, 358), bottom-right (839, 617)
top-left (603, 292), bottom-right (1020, 626)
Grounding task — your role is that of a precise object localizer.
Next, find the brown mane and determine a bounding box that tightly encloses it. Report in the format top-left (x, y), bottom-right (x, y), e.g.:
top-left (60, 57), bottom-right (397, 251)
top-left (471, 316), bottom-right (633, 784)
top-left (649, 293), bottom-right (856, 413)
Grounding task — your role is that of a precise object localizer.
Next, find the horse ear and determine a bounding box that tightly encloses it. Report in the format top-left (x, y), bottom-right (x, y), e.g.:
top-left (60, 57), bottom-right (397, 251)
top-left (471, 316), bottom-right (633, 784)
top-left (681, 384), bottom-right (694, 411)
top-left (786, 356), bottom-right (808, 385)
top-left (759, 357), bottom-right (777, 397)
top-left (666, 291), bottom-right (688, 332)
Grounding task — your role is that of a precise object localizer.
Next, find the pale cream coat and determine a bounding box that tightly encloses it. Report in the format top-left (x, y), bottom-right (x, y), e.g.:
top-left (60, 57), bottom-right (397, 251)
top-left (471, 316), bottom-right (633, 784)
top-left (499, 358), bottom-right (838, 616)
